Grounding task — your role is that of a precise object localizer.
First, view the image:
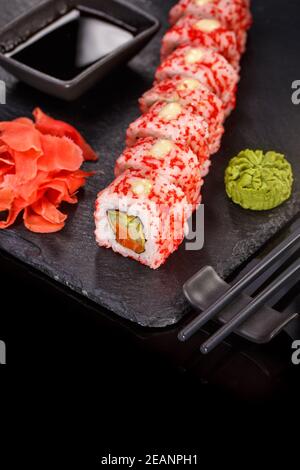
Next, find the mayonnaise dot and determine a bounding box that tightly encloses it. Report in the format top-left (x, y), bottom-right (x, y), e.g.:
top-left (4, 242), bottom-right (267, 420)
top-left (158, 102), bottom-right (182, 120)
top-left (177, 78), bottom-right (200, 91)
top-left (131, 179), bottom-right (152, 196)
top-left (195, 0), bottom-right (213, 6)
top-left (194, 19), bottom-right (221, 33)
top-left (185, 48), bottom-right (205, 64)
top-left (150, 139), bottom-right (174, 159)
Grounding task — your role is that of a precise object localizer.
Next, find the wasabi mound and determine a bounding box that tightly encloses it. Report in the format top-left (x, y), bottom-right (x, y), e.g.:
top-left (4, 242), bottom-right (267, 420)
top-left (225, 149), bottom-right (293, 211)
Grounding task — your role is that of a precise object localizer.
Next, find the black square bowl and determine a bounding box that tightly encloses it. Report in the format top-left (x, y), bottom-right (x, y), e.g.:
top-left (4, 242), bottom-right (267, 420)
top-left (0, 0), bottom-right (160, 100)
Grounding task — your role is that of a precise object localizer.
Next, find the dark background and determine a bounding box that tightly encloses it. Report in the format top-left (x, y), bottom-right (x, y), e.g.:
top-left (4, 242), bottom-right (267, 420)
top-left (0, 0), bottom-right (299, 466)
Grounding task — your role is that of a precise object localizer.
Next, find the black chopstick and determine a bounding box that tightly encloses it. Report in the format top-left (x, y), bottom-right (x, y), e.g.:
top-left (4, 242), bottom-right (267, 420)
top-left (200, 258), bottom-right (300, 354)
top-left (178, 228), bottom-right (300, 342)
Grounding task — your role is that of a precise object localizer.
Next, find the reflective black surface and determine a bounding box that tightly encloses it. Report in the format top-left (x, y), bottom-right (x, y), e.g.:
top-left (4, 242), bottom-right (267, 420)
top-left (1, 218), bottom-right (299, 400)
top-left (1, 196), bottom-right (299, 465)
top-left (10, 8), bottom-right (135, 81)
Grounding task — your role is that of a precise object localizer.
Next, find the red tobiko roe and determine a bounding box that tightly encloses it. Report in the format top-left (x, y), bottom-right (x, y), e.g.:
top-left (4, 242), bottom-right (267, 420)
top-left (0, 109), bottom-right (96, 233)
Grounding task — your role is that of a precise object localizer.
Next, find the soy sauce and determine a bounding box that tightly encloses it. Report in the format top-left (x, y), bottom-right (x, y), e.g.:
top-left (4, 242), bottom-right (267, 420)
top-left (10, 8), bottom-right (135, 81)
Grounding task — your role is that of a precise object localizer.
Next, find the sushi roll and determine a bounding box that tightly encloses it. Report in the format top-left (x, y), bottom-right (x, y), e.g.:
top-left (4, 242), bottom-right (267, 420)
top-left (94, 0), bottom-right (252, 270)
top-left (126, 100), bottom-right (210, 162)
top-left (94, 170), bottom-right (189, 269)
top-left (169, 0), bottom-right (252, 53)
top-left (161, 15), bottom-right (240, 70)
top-left (139, 76), bottom-right (225, 154)
top-left (115, 137), bottom-right (203, 209)
top-left (155, 45), bottom-right (239, 116)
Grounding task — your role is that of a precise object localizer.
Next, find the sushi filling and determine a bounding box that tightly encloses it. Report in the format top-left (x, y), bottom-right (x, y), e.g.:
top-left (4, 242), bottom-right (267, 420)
top-left (107, 210), bottom-right (146, 254)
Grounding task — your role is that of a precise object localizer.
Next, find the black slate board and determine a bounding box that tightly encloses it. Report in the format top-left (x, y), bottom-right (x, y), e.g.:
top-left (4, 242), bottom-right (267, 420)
top-left (0, 0), bottom-right (299, 327)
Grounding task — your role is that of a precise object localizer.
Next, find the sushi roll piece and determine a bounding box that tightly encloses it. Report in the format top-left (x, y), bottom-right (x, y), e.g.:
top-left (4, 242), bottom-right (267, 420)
top-left (139, 76), bottom-right (225, 154)
top-left (115, 137), bottom-right (203, 210)
top-left (161, 15), bottom-right (240, 70)
top-left (169, 0), bottom-right (252, 53)
top-left (126, 100), bottom-right (210, 162)
top-left (94, 170), bottom-right (189, 269)
top-left (155, 45), bottom-right (239, 116)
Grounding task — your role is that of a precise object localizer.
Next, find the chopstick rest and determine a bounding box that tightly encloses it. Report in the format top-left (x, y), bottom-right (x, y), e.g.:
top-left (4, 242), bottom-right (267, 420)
top-left (179, 228), bottom-right (300, 343)
top-left (200, 258), bottom-right (300, 353)
top-left (180, 265), bottom-right (298, 345)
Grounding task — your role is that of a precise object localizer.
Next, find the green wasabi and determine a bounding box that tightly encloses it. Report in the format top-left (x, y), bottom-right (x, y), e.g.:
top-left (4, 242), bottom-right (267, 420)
top-left (225, 149), bottom-right (293, 211)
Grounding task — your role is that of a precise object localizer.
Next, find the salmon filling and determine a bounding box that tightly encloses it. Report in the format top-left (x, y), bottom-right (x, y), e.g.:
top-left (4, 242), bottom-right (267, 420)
top-left (107, 210), bottom-right (146, 254)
